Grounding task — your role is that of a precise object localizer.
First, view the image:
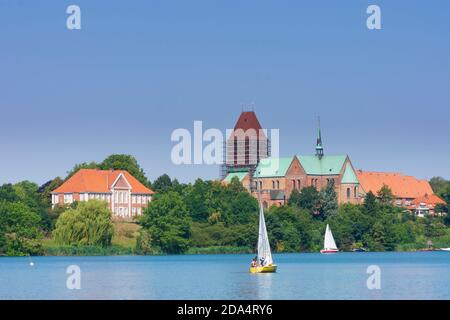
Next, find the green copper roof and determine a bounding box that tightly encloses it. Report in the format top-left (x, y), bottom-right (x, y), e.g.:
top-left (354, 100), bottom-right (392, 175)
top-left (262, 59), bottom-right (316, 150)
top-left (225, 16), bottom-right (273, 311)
top-left (254, 157), bottom-right (294, 178)
top-left (341, 163), bottom-right (359, 184)
top-left (297, 155), bottom-right (347, 175)
top-left (224, 171), bottom-right (248, 183)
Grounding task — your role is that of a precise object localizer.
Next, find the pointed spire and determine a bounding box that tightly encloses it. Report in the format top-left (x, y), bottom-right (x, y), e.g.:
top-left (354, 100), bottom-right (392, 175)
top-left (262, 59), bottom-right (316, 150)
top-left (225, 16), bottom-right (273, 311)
top-left (315, 116), bottom-right (324, 159)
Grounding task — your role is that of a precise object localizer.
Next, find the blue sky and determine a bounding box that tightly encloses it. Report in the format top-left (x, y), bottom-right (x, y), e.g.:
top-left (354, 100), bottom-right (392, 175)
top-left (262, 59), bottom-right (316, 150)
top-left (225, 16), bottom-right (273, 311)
top-left (1, 0), bottom-right (449, 185)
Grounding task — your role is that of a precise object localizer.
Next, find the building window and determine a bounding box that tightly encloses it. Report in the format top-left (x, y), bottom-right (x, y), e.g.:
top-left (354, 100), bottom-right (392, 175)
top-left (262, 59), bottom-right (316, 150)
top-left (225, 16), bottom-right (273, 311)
top-left (64, 194), bottom-right (73, 204)
top-left (259, 181), bottom-right (263, 190)
top-left (272, 180), bottom-right (275, 189)
top-left (137, 195), bottom-right (141, 204)
top-left (297, 180), bottom-right (301, 190)
top-left (347, 188), bottom-right (351, 199)
top-left (354, 186), bottom-right (357, 198)
top-left (132, 195), bottom-right (136, 204)
top-left (277, 181), bottom-right (280, 189)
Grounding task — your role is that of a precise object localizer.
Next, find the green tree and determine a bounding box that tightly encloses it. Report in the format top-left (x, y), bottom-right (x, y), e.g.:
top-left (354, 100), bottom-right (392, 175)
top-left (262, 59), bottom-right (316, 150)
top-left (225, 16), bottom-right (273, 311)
top-left (295, 186), bottom-right (321, 215)
top-left (0, 184), bottom-right (19, 202)
top-left (429, 177), bottom-right (450, 196)
top-left (329, 204), bottom-right (373, 249)
top-left (100, 154), bottom-right (150, 187)
top-left (366, 213), bottom-right (396, 251)
top-left (152, 174), bottom-right (173, 193)
top-left (440, 185), bottom-right (450, 204)
top-left (39, 177), bottom-right (64, 207)
top-left (139, 191), bottom-right (191, 254)
top-left (13, 181), bottom-right (51, 231)
top-left (377, 184), bottom-right (395, 206)
top-left (321, 179), bottom-right (338, 219)
top-left (217, 178), bottom-right (258, 225)
top-left (53, 200), bottom-right (113, 247)
top-left (184, 179), bottom-right (211, 222)
top-left (363, 191), bottom-right (379, 215)
top-left (266, 205), bottom-right (315, 252)
top-left (0, 201), bottom-right (43, 256)
top-left (288, 189), bottom-right (301, 207)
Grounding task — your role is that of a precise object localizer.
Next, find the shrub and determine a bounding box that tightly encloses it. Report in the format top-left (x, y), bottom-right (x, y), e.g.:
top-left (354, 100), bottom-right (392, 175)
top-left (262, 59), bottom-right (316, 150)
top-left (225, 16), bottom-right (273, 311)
top-left (53, 200), bottom-right (113, 247)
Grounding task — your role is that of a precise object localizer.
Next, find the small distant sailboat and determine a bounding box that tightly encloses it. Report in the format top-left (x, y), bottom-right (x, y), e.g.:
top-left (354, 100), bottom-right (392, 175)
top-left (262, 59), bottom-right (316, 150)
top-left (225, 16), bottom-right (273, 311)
top-left (320, 224), bottom-right (339, 254)
top-left (249, 199), bottom-right (277, 273)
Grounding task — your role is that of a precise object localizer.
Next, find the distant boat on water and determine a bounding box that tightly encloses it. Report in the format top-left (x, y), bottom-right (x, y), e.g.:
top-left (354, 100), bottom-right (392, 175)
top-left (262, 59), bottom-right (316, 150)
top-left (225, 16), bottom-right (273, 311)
top-left (439, 248), bottom-right (450, 252)
top-left (352, 248), bottom-right (367, 252)
top-left (320, 224), bottom-right (339, 254)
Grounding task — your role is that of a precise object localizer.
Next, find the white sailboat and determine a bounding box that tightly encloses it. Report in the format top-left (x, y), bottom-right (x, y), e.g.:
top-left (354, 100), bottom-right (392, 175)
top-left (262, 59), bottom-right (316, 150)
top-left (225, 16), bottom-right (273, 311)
top-left (250, 199), bottom-right (277, 273)
top-left (320, 224), bottom-right (339, 254)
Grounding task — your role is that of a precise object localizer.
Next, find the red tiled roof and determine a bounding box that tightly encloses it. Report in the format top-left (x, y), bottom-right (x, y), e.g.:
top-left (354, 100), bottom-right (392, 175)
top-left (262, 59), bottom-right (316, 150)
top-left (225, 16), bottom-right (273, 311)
top-left (52, 169), bottom-right (154, 194)
top-left (356, 170), bottom-right (433, 199)
top-left (412, 193), bottom-right (446, 206)
top-left (234, 111), bottom-right (263, 131)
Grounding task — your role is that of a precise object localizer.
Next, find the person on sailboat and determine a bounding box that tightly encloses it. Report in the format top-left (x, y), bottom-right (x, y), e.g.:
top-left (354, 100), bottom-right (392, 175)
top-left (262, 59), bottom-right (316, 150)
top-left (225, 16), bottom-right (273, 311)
top-left (251, 257), bottom-right (258, 268)
top-left (260, 257), bottom-right (266, 267)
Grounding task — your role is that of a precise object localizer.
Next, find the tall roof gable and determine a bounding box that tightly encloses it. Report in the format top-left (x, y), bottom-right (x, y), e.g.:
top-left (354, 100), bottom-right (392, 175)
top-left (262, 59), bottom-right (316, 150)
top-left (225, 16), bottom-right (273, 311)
top-left (341, 162), bottom-right (359, 184)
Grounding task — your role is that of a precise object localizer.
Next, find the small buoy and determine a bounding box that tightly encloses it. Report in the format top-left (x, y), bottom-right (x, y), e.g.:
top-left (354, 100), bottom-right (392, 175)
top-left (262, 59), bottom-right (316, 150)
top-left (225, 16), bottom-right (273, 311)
top-left (29, 262), bottom-right (34, 267)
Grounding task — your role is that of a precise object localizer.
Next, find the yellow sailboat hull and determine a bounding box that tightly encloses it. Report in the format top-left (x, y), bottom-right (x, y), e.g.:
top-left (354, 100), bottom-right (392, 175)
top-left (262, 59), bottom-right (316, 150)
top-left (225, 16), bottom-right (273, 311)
top-left (249, 264), bottom-right (278, 274)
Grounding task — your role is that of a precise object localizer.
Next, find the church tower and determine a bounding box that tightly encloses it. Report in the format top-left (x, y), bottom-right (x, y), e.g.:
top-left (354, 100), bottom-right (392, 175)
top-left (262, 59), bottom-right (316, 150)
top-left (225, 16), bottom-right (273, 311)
top-left (221, 110), bottom-right (270, 181)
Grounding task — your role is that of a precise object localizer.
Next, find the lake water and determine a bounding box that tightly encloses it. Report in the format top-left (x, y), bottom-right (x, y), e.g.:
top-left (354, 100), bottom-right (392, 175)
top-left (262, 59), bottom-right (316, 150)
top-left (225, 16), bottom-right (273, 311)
top-left (1, 252), bottom-right (449, 300)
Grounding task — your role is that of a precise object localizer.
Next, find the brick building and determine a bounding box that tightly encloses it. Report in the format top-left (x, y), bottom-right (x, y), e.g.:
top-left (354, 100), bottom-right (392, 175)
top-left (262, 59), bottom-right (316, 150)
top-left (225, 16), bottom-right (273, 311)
top-left (52, 169), bottom-right (154, 219)
top-left (222, 111), bottom-right (445, 215)
top-left (223, 116), bottom-right (361, 207)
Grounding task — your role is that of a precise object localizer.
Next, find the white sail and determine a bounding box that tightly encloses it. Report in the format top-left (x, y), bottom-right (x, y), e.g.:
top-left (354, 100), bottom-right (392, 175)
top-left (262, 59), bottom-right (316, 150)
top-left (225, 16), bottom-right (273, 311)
top-left (257, 200), bottom-right (273, 266)
top-left (324, 224), bottom-right (338, 250)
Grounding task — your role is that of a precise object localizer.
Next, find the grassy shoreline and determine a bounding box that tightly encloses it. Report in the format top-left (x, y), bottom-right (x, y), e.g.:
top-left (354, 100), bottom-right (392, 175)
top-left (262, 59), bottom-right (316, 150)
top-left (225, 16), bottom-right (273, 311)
top-left (38, 221), bottom-right (450, 257)
top-left (39, 244), bottom-right (445, 257)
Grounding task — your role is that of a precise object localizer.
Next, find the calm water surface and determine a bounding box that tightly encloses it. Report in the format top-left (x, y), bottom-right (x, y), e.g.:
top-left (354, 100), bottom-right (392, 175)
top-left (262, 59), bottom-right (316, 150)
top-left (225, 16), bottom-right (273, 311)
top-left (1, 252), bottom-right (449, 300)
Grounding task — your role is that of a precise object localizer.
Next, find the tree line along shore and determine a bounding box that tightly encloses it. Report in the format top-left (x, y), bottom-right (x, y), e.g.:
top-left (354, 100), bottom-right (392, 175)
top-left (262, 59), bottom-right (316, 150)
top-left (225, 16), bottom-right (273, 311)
top-left (1, 154), bottom-right (450, 257)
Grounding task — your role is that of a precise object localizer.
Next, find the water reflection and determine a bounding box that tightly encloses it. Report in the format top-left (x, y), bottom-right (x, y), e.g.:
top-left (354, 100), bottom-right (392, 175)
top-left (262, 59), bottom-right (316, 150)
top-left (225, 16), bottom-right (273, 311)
top-left (238, 273), bottom-right (273, 300)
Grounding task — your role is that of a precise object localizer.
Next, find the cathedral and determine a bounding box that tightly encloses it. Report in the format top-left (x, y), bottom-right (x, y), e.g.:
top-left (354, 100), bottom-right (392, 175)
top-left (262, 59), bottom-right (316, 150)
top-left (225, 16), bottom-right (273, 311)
top-left (222, 111), bottom-right (443, 213)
